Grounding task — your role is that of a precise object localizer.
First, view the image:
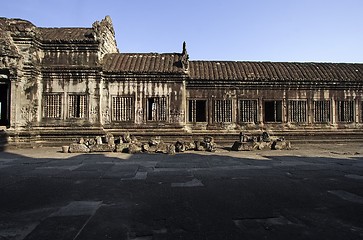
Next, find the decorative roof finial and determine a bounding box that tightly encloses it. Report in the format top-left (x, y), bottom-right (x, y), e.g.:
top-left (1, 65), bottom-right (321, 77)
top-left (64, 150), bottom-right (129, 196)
top-left (182, 41), bottom-right (187, 55)
top-left (181, 41), bottom-right (189, 72)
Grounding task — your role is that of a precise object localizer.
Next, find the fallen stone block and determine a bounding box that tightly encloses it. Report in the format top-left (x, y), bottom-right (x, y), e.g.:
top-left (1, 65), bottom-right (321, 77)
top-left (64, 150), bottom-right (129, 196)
top-left (69, 143), bottom-right (90, 153)
top-left (175, 141), bottom-right (186, 152)
top-left (204, 142), bottom-right (217, 152)
top-left (231, 141), bottom-right (257, 151)
top-left (231, 141), bottom-right (243, 151)
top-left (167, 144), bottom-right (176, 155)
top-left (115, 143), bottom-right (129, 153)
top-left (128, 143), bottom-right (142, 154)
top-left (256, 141), bottom-right (272, 150)
top-left (141, 143), bottom-right (150, 152)
top-left (271, 140), bottom-right (291, 150)
top-left (155, 141), bottom-right (168, 154)
top-left (89, 144), bottom-right (114, 152)
top-left (185, 141), bottom-right (196, 151)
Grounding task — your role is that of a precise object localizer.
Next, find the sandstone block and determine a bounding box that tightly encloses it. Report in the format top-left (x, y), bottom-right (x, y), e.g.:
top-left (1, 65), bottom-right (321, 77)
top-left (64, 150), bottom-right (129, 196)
top-left (89, 144), bottom-right (114, 152)
top-left (115, 143), bottom-right (129, 153)
top-left (69, 143), bottom-right (90, 153)
top-left (128, 143), bottom-right (142, 154)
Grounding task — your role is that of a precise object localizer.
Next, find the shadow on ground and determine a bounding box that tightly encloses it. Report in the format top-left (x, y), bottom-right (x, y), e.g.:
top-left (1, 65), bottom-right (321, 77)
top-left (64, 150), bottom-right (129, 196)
top-left (0, 149), bottom-right (363, 240)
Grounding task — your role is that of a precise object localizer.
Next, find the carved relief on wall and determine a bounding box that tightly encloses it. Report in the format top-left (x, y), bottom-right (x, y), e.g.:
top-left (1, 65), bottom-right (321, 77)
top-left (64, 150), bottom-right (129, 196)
top-left (170, 109), bottom-right (185, 123)
top-left (21, 103), bottom-right (37, 126)
top-left (89, 106), bottom-right (99, 123)
top-left (136, 106), bottom-right (143, 124)
top-left (102, 106), bottom-right (111, 124)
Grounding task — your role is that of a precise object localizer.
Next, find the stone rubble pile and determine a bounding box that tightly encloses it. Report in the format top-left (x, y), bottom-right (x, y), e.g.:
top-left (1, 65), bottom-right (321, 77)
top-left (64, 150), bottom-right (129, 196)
top-left (63, 132), bottom-right (290, 154)
top-left (63, 133), bottom-right (217, 154)
top-left (231, 132), bottom-right (291, 151)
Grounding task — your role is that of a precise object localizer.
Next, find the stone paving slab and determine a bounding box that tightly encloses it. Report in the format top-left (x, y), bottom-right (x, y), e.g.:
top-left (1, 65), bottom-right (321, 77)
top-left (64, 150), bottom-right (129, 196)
top-left (0, 143), bottom-right (362, 239)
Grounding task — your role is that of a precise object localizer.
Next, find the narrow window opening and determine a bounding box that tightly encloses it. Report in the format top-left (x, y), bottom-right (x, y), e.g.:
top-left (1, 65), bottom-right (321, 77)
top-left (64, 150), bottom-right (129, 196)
top-left (188, 100), bottom-right (207, 122)
top-left (264, 100), bottom-right (282, 122)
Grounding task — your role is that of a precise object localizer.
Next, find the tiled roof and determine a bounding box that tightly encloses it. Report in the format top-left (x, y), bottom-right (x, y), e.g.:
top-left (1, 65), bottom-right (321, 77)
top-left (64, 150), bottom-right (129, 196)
top-left (189, 61), bottom-right (363, 82)
top-left (37, 28), bottom-right (96, 43)
top-left (103, 53), bottom-right (186, 74)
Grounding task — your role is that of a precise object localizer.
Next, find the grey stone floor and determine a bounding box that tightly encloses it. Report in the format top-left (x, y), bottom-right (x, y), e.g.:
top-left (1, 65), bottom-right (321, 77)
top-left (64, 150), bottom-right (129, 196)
top-left (0, 143), bottom-right (363, 239)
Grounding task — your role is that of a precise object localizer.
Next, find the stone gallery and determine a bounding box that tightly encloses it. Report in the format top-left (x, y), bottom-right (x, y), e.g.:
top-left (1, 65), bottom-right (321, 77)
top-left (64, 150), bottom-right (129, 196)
top-left (0, 16), bottom-right (362, 146)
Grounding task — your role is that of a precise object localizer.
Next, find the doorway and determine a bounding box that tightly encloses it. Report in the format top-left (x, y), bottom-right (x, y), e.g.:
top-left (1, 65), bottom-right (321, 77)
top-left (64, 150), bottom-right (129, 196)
top-left (0, 78), bottom-right (10, 127)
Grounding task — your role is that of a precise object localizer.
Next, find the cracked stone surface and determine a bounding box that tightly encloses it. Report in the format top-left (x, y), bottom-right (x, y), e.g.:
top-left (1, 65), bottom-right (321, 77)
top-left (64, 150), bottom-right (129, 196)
top-left (0, 143), bottom-right (362, 239)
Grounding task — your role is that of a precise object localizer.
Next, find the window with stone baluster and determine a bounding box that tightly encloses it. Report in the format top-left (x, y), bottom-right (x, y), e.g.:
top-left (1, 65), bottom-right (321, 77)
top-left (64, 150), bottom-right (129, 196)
top-left (43, 94), bottom-right (62, 119)
top-left (112, 96), bottom-right (133, 122)
top-left (239, 99), bottom-right (258, 123)
top-left (313, 100), bottom-right (331, 123)
top-left (212, 99), bottom-right (232, 123)
top-left (288, 100), bottom-right (307, 123)
top-left (68, 94), bottom-right (88, 119)
top-left (147, 96), bottom-right (167, 121)
top-left (337, 100), bottom-right (354, 123)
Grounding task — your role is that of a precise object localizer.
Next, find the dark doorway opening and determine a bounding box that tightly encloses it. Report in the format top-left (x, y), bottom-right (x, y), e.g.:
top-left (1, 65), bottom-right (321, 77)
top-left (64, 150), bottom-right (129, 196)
top-left (147, 98), bottom-right (155, 121)
top-left (189, 100), bottom-right (207, 122)
top-left (264, 100), bottom-right (282, 122)
top-left (0, 78), bottom-right (10, 127)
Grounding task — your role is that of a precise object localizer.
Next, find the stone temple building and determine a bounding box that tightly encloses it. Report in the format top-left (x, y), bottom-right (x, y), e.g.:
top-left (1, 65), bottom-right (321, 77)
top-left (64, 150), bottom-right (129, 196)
top-left (0, 16), bottom-right (362, 146)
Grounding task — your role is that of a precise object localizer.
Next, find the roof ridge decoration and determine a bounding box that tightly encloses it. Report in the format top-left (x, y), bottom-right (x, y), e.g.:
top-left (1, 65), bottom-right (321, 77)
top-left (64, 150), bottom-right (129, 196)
top-left (181, 41), bottom-right (189, 73)
top-left (92, 15), bottom-right (119, 55)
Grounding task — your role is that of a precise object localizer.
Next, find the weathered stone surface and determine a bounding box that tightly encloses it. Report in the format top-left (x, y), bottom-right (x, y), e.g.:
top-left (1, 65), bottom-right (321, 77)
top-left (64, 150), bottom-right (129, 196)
top-left (155, 141), bottom-right (168, 154)
top-left (104, 133), bottom-right (114, 145)
top-left (231, 141), bottom-right (243, 151)
top-left (185, 141), bottom-right (196, 151)
top-left (87, 138), bottom-right (96, 146)
top-left (128, 143), bottom-right (142, 154)
top-left (167, 144), bottom-right (176, 155)
top-left (69, 143), bottom-right (90, 153)
top-left (175, 141), bottom-right (186, 152)
top-left (95, 136), bottom-right (103, 145)
top-left (115, 143), bottom-right (129, 153)
top-left (148, 145), bottom-right (158, 153)
top-left (149, 136), bottom-right (161, 146)
top-left (89, 144), bottom-right (114, 152)
top-left (271, 140), bottom-right (291, 150)
top-left (194, 141), bottom-right (204, 151)
top-left (256, 141), bottom-right (272, 150)
top-left (203, 136), bottom-right (214, 144)
top-left (141, 144), bottom-right (150, 152)
top-left (122, 133), bottom-right (132, 143)
top-left (204, 142), bottom-right (217, 152)
top-left (261, 131), bottom-right (271, 142)
top-left (231, 141), bottom-right (257, 151)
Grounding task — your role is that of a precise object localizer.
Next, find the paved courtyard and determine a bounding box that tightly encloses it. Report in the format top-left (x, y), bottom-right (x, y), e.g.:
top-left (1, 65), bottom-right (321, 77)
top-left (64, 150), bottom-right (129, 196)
top-left (0, 143), bottom-right (363, 239)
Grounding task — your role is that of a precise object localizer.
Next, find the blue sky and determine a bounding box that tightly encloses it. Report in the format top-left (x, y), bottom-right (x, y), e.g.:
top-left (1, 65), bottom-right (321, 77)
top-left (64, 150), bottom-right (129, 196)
top-left (2, 0), bottom-right (363, 63)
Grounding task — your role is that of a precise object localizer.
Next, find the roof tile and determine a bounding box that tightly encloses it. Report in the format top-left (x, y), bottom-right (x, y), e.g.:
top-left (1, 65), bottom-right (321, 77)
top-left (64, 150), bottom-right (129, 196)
top-left (189, 61), bottom-right (363, 82)
top-left (37, 28), bottom-right (96, 43)
top-left (103, 53), bottom-right (185, 74)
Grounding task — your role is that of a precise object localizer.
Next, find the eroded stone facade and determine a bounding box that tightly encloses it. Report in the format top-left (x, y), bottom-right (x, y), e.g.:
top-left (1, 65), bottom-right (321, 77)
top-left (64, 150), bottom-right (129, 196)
top-left (0, 16), bottom-right (362, 146)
